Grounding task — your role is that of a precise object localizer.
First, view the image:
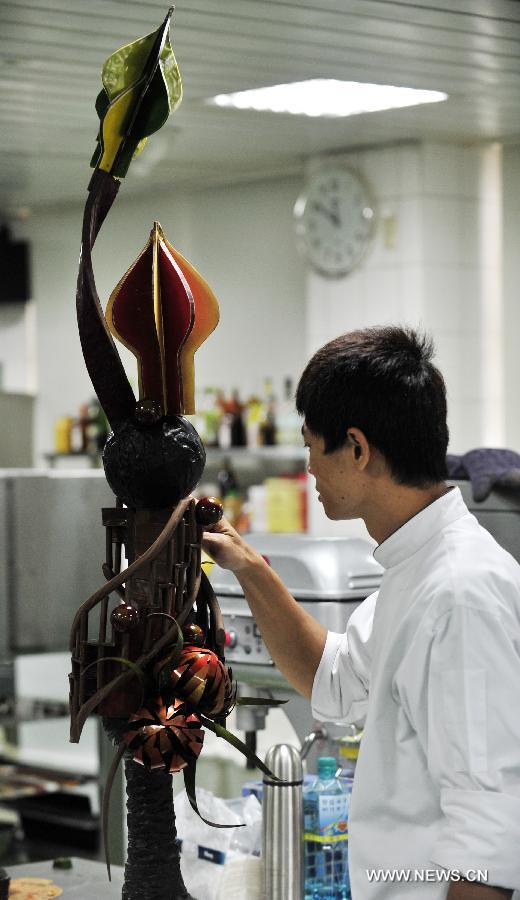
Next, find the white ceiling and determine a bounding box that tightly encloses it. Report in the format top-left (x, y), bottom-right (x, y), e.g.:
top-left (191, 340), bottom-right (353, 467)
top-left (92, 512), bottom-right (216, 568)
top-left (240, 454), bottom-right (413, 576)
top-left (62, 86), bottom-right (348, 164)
top-left (1, 0), bottom-right (520, 211)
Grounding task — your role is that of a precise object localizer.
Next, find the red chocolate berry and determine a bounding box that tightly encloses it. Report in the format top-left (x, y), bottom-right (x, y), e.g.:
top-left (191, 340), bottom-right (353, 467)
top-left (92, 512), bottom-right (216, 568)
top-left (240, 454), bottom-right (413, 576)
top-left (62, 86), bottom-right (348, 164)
top-left (195, 496), bottom-right (223, 526)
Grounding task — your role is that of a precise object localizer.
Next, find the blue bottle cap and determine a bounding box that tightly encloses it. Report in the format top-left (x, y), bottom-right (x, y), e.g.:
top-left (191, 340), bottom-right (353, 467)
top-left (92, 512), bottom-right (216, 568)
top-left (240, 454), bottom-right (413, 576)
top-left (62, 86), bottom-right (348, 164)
top-left (317, 756), bottom-right (337, 778)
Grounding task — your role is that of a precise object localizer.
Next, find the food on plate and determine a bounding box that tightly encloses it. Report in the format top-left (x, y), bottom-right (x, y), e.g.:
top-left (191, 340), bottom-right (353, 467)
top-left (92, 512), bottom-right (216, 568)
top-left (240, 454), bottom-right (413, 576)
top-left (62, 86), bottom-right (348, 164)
top-left (8, 876), bottom-right (63, 898)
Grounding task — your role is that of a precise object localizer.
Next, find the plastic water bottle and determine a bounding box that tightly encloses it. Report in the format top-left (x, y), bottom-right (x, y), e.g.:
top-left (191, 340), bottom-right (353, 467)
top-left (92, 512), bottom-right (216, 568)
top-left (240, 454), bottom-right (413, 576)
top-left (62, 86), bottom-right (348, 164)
top-left (303, 757), bottom-right (350, 900)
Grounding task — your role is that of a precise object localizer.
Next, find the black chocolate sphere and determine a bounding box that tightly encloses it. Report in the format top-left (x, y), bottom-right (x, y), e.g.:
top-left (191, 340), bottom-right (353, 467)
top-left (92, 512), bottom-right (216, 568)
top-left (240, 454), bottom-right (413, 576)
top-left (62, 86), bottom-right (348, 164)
top-left (103, 414), bottom-right (206, 508)
top-left (182, 623), bottom-right (205, 646)
top-left (111, 603), bottom-right (140, 633)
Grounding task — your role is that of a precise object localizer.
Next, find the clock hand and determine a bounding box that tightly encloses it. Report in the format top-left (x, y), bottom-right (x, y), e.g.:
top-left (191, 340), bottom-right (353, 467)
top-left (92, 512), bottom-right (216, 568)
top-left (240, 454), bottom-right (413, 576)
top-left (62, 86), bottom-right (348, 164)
top-left (311, 201), bottom-right (341, 228)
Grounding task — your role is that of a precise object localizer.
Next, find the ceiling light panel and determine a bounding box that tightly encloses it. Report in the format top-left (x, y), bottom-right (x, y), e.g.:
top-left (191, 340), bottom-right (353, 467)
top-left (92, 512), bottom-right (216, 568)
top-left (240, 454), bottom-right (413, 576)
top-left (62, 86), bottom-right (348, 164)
top-left (208, 79), bottom-right (448, 118)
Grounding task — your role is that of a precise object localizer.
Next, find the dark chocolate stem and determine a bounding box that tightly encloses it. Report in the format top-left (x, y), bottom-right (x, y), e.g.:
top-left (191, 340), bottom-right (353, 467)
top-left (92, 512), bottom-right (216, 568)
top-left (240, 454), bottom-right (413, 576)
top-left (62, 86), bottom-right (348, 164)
top-left (76, 168), bottom-right (136, 430)
top-left (104, 718), bottom-right (194, 900)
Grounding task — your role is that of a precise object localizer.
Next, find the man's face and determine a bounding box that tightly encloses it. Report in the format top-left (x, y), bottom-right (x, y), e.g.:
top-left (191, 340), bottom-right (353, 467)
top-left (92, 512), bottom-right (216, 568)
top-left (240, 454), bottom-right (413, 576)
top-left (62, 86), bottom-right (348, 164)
top-left (303, 423), bottom-right (364, 521)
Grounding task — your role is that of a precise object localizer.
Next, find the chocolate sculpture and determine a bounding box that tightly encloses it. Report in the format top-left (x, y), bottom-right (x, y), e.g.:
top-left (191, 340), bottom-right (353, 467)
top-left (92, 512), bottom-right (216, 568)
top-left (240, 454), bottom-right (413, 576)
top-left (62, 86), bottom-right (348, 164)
top-left (68, 10), bottom-right (280, 899)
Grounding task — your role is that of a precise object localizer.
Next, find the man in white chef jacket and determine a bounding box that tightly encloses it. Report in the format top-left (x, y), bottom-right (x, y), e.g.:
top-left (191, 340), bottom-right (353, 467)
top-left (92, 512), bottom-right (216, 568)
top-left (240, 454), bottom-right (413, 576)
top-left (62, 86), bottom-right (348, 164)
top-left (203, 326), bottom-right (520, 900)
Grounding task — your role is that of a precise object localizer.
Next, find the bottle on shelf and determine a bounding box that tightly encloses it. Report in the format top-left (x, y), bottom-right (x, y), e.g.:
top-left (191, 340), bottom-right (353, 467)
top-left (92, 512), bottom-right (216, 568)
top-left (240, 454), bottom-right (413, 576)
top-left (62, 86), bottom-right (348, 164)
top-left (259, 377), bottom-right (277, 446)
top-left (265, 475), bottom-right (306, 533)
top-left (277, 376), bottom-right (302, 446)
top-left (214, 389), bottom-right (248, 448)
top-left (303, 756), bottom-right (350, 900)
top-left (217, 458), bottom-right (248, 531)
top-left (216, 389), bottom-right (232, 449)
top-left (54, 416), bottom-right (73, 454)
top-left (245, 394), bottom-right (263, 448)
top-left (217, 457), bottom-right (239, 498)
top-left (201, 387), bottom-right (221, 448)
top-left (229, 389), bottom-right (247, 447)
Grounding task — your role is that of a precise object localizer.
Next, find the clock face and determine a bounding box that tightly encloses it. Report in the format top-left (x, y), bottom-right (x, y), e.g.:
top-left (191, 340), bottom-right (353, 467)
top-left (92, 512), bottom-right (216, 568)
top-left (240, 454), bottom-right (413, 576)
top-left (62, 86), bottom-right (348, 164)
top-left (294, 167), bottom-right (375, 278)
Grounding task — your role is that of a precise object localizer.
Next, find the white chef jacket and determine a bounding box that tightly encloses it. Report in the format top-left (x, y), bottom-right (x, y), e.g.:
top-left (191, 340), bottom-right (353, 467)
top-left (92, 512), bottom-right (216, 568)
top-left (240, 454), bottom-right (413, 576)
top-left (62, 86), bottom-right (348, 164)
top-left (311, 487), bottom-right (520, 899)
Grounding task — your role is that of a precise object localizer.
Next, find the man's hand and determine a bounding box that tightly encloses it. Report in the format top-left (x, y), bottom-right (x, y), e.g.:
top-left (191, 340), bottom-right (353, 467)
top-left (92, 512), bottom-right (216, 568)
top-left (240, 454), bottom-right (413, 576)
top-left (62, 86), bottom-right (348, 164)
top-left (447, 880), bottom-right (512, 899)
top-left (202, 516), bottom-right (327, 699)
top-left (202, 516), bottom-right (263, 574)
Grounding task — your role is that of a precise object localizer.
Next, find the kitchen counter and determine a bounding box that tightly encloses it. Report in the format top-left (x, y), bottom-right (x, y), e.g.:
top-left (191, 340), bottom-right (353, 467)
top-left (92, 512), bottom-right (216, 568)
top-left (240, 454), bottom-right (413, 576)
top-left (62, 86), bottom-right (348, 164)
top-left (6, 857), bottom-right (123, 897)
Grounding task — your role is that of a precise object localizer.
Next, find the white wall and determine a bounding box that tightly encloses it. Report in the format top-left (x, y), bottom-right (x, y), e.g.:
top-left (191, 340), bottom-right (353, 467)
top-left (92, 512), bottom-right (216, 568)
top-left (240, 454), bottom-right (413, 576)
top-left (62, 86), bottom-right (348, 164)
top-left (305, 141), bottom-right (507, 537)
top-left (305, 142), bottom-right (504, 450)
top-left (16, 177), bottom-right (306, 462)
top-left (0, 300), bottom-right (37, 393)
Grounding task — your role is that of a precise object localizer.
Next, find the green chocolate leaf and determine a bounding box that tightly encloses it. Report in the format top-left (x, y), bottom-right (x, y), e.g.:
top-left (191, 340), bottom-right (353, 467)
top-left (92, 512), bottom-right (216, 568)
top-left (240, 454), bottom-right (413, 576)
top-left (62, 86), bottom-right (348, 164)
top-left (91, 9), bottom-right (182, 178)
top-left (160, 41), bottom-right (183, 114)
top-left (82, 655), bottom-right (145, 684)
top-left (199, 714), bottom-right (282, 781)
top-left (99, 25), bottom-right (181, 136)
top-left (81, 655), bottom-right (148, 710)
top-left (128, 65), bottom-right (171, 141)
top-left (101, 30), bottom-right (158, 103)
top-left (102, 742), bottom-right (126, 881)
top-left (95, 88), bottom-right (110, 119)
top-left (152, 614), bottom-right (184, 691)
top-left (110, 138), bottom-right (141, 179)
top-left (236, 697), bottom-right (289, 707)
top-left (90, 142), bottom-right (103, 169)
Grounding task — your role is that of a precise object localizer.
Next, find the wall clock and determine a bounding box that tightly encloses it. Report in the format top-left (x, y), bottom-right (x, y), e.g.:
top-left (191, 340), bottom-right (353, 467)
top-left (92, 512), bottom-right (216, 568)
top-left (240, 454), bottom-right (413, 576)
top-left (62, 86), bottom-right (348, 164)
top-left (294, 165), bottom-right (376, 278)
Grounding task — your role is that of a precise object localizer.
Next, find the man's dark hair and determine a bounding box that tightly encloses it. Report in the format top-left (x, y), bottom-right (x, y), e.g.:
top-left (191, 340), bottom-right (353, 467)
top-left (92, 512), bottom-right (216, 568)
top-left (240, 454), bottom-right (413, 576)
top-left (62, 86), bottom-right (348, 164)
top-left (295, 326), bottom-right (448, 487)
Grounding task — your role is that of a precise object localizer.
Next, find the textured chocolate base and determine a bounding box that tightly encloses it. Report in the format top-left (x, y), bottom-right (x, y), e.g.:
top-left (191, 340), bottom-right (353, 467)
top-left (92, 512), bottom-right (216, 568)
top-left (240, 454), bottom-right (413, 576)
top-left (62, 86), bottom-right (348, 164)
top-left (103, 416), bottom-right (205, 509)
top-left (104, 719), bottom-right (194, 900)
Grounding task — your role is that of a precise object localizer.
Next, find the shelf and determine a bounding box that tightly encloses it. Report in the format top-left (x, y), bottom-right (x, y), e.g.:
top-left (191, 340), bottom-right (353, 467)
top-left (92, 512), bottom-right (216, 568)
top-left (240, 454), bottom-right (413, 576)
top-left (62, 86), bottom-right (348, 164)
top-left (44, 453), bottom-right (101, 469)
top-left (205, 445), bottom-right (306, 460)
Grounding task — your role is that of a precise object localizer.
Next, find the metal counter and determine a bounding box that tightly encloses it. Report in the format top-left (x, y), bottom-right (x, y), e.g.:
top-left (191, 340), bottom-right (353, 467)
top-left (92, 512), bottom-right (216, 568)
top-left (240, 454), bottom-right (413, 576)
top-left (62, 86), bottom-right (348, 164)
top-left (0, 470), bottom-right (114, 653)
top-left (6, 857), bottom-right (123, 898)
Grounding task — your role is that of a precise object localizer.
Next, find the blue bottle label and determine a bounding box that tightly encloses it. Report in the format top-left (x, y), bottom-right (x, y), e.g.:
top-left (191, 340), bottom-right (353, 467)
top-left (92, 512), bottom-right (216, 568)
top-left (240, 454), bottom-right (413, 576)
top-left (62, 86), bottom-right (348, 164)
top-left (305, 793), bottom-right (349, 842)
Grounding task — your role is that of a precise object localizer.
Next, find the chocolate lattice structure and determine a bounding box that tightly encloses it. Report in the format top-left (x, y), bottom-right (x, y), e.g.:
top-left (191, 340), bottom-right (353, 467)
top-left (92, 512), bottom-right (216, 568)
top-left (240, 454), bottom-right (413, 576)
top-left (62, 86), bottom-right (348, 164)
top-left (69, 497), bottom-right (227, 900)
top-left (69, 497), bottom-right (225, 742)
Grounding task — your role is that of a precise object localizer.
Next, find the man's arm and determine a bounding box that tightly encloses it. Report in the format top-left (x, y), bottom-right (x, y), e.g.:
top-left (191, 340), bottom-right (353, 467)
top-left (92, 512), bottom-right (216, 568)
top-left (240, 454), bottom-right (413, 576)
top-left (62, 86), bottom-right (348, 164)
top-left (447, 882), bottom-right (512, 899)
top-left (203, 517), bottom-right (327, 698)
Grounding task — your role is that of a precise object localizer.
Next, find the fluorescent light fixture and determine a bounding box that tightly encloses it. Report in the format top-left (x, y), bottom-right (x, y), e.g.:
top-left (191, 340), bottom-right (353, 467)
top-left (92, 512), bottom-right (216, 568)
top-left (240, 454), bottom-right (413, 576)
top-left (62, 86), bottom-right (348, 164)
top-left (208, 79), bottom-right (447, 118)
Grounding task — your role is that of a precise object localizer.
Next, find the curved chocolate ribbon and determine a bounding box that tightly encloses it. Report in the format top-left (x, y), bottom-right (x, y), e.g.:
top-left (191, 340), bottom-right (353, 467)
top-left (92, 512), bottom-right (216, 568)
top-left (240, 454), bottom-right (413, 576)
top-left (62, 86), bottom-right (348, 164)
top-left (76, 169), bottom-right (135, 430)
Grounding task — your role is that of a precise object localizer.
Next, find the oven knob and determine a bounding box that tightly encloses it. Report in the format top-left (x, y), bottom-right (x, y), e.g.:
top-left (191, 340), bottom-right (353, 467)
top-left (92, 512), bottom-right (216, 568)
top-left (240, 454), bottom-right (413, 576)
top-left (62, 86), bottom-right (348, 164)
top-left (225, 629), bottom-right (237, 649)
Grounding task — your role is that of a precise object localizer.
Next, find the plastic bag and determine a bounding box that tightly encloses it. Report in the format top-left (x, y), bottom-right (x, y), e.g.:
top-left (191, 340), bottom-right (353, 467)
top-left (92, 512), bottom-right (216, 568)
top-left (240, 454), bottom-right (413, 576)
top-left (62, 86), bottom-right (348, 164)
top-left (175, 787), bottom-right (262, 900)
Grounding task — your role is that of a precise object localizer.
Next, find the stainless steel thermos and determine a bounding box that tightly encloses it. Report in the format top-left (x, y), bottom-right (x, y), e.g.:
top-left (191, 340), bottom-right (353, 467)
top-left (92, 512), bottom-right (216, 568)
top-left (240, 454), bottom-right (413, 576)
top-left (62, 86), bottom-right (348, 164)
top-left (262, 743), bottom-right (304, 899)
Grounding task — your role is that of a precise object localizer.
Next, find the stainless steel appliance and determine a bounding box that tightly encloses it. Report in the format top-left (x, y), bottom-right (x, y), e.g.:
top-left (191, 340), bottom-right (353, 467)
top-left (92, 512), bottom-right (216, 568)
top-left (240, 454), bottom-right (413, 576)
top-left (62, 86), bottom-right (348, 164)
top-left (0, 469), bottom-right (114, 654)
top-left (0, 470), bottom-right (118, 861)
top-left (449, 479), bottom-right (520, 564)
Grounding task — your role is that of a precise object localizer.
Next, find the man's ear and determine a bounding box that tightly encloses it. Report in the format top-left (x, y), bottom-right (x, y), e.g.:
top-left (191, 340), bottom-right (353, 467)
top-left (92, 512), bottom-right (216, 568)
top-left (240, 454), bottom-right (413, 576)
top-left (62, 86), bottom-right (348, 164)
top-left (347, 428), bottom-right (370, 467)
